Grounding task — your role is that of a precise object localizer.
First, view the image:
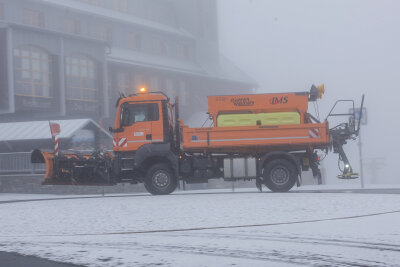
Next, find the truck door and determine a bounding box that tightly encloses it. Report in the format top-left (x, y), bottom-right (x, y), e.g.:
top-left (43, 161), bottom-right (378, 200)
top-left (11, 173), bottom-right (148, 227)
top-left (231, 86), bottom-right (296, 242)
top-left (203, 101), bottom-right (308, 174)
top-left (114, 102), bottom-right (164, 151)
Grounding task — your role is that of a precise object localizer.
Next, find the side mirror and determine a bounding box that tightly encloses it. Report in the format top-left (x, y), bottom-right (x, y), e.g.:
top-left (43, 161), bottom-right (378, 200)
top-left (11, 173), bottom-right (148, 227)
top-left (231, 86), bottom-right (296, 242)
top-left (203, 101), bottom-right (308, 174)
top-left (108, 126), bottom-right (114, 133)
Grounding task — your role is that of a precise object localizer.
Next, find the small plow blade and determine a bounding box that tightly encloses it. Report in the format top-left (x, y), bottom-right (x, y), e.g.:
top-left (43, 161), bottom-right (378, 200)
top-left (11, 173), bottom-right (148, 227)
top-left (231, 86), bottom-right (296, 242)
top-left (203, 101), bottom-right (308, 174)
top-left (31, 149), bottom-right (114, 185)
top-left (31, 149), bottom-right (55, 180)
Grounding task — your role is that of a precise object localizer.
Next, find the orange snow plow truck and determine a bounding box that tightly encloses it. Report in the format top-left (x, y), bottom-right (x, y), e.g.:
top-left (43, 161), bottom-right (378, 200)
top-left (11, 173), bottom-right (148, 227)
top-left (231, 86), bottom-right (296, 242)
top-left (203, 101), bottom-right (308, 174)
top-left (32, 85), bottom-right (364, 194)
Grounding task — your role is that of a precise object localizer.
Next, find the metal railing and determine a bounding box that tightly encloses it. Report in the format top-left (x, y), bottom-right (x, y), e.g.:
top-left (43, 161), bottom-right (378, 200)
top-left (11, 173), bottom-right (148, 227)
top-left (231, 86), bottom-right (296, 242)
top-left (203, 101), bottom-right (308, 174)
top-left (0, 152), bottom-right (45, 174)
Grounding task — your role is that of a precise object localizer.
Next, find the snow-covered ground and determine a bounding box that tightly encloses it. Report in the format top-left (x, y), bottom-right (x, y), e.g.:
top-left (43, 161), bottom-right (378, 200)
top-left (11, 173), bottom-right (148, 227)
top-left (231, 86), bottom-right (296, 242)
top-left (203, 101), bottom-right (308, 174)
top-left (0, 191), bottom-right (400, 266)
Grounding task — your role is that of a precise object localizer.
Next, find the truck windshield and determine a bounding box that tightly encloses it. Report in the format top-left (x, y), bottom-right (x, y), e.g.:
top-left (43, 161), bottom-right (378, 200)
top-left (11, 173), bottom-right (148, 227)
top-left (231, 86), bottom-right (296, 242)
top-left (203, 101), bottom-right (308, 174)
top-left (121, 103), bottom-right (159, 126)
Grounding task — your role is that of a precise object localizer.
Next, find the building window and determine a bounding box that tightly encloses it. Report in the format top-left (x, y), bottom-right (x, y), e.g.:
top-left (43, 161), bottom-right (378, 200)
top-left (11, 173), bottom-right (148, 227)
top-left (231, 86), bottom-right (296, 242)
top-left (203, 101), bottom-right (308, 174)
top-left (23, 9), bottom-right (44, 28)
top-left (96, 26), bottom-right (112, 42)
top-left (128, 32), bottom-right (141, 51)
top-left (153, 38), bottom-right (167, 56)
top-left (176, 43), bottom-right (189, 59)
top-left (63, 18), bottom-right (81, 35)
top-left (112, 0), bottom-right (128, 12)
top-left (65, 54), bottom-right (97, 102)
top-left (13, 45), bottom-right (52, 97)
top-left (0, 3), bottom-right (4, 20)
top-left (151, 4), bottom-right (175, 26)
top-left (116, 72), bottom-right (132, 95)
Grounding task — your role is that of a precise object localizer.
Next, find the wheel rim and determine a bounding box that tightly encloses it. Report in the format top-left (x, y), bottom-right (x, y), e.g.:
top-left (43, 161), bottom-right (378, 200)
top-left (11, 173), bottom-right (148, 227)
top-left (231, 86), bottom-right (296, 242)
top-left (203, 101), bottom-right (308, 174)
top-left (152, 170), bottom-right (170, 189)
top-left (270, 166), bottom-right (290, 186)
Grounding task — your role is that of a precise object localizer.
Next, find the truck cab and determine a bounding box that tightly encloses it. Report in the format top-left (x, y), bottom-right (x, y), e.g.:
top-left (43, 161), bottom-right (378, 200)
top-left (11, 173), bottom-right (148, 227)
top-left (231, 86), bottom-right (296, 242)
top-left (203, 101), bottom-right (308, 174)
top-left (112, 92), bottom-right (171, 152)
top-left (109, 92), bottom-right (179, 194)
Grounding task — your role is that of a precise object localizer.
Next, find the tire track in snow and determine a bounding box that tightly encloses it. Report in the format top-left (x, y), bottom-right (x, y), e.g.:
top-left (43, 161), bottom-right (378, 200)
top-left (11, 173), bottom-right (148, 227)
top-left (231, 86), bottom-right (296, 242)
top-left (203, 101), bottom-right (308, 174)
top-left (0, 191), bottom-right (261, 205)
top-left (169, 232), bottom-right (400, 252)
top-left (141, 243), bottom-right (396, 267)
top-left (1, 209), bottom-right (400, 238)
top-left (14, 240), bottom-right (395, 267)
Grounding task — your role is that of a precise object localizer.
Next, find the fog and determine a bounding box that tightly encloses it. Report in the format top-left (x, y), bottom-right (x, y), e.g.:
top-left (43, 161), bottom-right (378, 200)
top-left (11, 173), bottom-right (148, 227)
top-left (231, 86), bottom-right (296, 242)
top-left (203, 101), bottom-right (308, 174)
top-left (2, 2), bottom-right (400, 264)
top-left (1, 0), bottom-right (398, 187)
top-left (219, 0), bottom-right (400, 184)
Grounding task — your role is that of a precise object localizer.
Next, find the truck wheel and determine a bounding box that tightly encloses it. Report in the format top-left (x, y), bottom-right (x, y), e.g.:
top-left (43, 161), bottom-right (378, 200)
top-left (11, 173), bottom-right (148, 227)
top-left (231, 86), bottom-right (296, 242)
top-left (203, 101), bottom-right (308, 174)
top-left (144, 163), bottom-right (177, 195)
top-left (263, 159), bottom-right (297, 192)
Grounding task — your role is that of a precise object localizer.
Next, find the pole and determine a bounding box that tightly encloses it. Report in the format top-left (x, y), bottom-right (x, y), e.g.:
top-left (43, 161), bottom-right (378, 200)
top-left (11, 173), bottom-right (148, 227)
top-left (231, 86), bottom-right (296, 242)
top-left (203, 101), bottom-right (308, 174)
top-left (54, 135), bottom-right (59, 156)
top-left (358, 129), bottom-right (364, 188)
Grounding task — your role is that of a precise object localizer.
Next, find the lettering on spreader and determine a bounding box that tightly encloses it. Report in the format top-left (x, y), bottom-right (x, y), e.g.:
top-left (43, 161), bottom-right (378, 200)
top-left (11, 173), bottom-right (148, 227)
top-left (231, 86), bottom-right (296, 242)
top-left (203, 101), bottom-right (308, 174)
top-left (231, 98), bottom-right (255, 106)
top-left (270, 96), bottom-right (288, 105)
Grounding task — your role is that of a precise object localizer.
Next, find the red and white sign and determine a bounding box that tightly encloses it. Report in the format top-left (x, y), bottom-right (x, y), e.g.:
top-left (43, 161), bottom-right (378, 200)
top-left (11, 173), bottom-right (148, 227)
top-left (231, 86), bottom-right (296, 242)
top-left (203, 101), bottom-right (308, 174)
top-left (50, 123), bottom-right (61, 137)
top-left (309, 128), bottom-right (320, 138)
top-left (113, 138), bottom-right (128, 148)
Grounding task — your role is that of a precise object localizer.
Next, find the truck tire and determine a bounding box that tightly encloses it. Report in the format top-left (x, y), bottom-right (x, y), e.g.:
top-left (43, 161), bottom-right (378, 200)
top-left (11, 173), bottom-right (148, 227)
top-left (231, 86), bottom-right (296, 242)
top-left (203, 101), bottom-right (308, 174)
top-left (144, 163), bottom-right (177, 195)
top-left (263, 159), bottom-right (297, 192)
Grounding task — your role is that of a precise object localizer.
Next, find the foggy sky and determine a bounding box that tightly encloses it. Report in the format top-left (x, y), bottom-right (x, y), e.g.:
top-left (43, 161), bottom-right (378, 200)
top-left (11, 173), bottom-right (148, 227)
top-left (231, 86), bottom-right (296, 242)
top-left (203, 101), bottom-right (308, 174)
top-left (218, 0), bottom-right (400, 184)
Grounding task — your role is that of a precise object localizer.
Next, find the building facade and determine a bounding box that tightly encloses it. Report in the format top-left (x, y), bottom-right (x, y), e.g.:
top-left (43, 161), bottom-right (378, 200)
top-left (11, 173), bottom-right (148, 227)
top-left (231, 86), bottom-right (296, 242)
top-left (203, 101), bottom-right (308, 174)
top-left (0, 0), bottom-right (255, 126)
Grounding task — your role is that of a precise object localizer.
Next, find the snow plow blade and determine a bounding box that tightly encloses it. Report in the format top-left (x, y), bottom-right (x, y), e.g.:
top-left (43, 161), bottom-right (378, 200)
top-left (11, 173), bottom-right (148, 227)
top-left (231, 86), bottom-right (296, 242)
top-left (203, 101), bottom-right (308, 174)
top-left (31, 149), bottom-right (114, 185)
top-left (31, 149), bottom-right (55, 181)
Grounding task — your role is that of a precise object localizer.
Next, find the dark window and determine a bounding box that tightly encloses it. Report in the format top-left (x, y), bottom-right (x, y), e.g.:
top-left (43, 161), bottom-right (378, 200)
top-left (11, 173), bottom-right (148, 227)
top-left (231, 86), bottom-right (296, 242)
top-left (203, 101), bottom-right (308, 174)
top-left (175, 43), bottom-right (189, 59)
top-left (65, 54), bottom-right (97, 102)
top-left (121, 103), bottom-right (159, 126)
top-left (13, 45), bottom-right (52, 97)
top-left (153, 38), bottom-right (167, 55)
top-left (116, 71), bottom-right (133, 95)
top-left (63, 18), bottom-right (81, 35)
top-left (128, 32), bottom-right (141, 51)
top-left (149, 3), bottom-right (175, 26)
top-left (0, 3), bottom-right (4, 20)
top-left (96, 26), bottom-right (112, 42)
top-left (23, 9), bottom-right (44, 28)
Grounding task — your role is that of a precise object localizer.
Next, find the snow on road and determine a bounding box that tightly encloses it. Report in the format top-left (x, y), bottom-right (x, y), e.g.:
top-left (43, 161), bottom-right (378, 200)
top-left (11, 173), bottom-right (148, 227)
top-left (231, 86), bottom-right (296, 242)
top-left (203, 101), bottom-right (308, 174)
top-left (0, 191), bottom-right (400, 266)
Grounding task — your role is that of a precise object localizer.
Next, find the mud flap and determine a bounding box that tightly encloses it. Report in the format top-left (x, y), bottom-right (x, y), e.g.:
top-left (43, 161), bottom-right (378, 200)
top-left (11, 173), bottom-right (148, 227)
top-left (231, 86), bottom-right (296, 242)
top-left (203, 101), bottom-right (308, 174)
top-left (256, 178), bottom-right (263, 192)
